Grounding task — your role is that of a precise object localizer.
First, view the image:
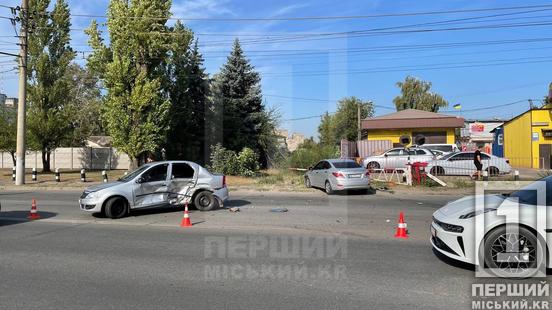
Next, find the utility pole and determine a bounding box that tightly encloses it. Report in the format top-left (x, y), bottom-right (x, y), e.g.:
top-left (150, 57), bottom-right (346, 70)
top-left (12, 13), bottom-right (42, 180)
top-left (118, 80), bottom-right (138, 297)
top-left (357, 102), bottom-right (361, 141)
top-left (15, 0), bottom-right (28, 185)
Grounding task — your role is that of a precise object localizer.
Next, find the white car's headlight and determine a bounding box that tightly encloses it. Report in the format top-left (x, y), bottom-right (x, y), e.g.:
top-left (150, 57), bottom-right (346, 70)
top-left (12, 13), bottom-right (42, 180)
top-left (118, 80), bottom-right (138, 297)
top-left (84, 191), bottom-right (100, 199)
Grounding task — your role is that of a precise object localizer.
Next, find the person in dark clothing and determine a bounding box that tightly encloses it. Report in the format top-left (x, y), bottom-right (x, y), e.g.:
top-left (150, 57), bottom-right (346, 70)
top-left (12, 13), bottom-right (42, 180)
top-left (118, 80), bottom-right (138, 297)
top-left (473, 146), bottom-right (483, 180)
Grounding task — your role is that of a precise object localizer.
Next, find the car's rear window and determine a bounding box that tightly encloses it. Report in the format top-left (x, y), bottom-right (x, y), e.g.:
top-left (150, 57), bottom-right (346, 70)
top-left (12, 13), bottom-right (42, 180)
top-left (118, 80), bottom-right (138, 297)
top-left (333, 161), bottom-right (361, 168)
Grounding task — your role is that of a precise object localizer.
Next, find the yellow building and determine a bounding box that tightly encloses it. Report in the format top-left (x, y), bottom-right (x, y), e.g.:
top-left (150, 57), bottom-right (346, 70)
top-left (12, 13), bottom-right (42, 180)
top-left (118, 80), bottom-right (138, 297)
top-left (503, 107), bottom-right (552, 169)
top-left (361, 109), bottom-right (464, 147)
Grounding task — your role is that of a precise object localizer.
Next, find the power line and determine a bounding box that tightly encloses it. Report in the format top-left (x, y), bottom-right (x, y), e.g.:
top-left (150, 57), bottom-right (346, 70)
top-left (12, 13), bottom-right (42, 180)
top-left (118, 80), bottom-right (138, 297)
top-left (63, 4), bottom-right (552, 22)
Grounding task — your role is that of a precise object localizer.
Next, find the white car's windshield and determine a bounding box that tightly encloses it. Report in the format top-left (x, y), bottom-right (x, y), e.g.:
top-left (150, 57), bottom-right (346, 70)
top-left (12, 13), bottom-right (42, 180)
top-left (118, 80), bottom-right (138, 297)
top-left (508, 176), bottom-right (552, 205)
top-left (118, 165), bottom-right (151, 182)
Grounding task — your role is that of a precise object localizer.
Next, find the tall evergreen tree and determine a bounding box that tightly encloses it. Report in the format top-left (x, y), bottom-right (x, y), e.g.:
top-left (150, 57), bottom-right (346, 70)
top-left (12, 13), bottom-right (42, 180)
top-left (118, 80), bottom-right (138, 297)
top-left (165, 22), bottom-right (208, 163)
top-left (214, 39), bottom-right (269, 165)
top-left (86, 0), bottom-right (176, 168)
top-left (27, 0), bottom-right (75, 172)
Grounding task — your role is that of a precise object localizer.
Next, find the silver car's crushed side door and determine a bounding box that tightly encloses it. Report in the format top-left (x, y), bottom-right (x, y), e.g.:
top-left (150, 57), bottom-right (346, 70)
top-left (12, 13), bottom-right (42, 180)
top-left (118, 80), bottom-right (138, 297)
top-left (167, 162), bottom-right (198, 205)
top-left (133, 163), bottom-right (170, 208)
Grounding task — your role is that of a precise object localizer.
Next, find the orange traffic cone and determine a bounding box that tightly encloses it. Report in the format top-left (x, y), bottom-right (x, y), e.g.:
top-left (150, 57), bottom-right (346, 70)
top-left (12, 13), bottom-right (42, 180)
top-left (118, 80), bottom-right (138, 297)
top-left (394, 212), bottom-right (408, 239)
top-left (180, 204), bottom-right (192, 227)
top-left (28, 198), bottom-right (41, 220)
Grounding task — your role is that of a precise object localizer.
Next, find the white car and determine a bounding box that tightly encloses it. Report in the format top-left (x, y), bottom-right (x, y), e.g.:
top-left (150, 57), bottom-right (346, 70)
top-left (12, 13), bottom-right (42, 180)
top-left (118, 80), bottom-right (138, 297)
top-left (420, 143), bottom-right (459, 154)
top-left (304, 159), bottom-right (370, 194)
top-left (426, 151), bottom-right (511, 176)
top-left (431, 177), bottom-right (552, 276)
top-left (362, 147), bottom-right (435, 170)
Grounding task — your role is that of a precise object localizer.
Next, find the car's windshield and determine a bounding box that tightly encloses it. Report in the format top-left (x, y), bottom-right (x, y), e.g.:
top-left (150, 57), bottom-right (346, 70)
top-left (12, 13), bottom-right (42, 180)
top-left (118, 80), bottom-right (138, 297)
top-left (509, 176), bottom-right (552, 205)
top-left (439, 152), bottom-right (459, 160)
top-left (333, 161), bottom-right (361, 169)
top-left (118, 165), bottom-right (150, 182)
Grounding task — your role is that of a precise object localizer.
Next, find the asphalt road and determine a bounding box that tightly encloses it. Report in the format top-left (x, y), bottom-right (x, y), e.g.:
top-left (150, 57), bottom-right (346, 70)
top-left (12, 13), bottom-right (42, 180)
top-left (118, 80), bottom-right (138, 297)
top-left (0, 190), bottom-right (549, 310)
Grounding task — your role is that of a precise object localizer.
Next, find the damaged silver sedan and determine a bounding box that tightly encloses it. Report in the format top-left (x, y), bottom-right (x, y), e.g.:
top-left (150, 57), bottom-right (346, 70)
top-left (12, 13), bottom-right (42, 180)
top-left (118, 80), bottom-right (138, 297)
top-left (79, 161), bottom-right (228, 218)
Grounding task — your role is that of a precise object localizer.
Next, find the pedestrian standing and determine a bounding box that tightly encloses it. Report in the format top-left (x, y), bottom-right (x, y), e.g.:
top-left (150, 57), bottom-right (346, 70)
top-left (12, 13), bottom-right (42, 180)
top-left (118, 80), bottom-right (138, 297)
top-left (472, 146), bottom-right (483, 180)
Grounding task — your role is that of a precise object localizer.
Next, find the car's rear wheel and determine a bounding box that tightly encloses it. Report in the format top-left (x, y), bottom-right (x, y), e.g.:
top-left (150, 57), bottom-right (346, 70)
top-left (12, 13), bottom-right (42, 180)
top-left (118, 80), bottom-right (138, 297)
top-left (366, 161), bottom-right (380, 170)
top-left (482, 225), bottom-right (545, 278)
top-left (194, 191), bottom-right (217, 211)
top-left (324, 181), bottom-right (334, 195)
top-left (305, 176), bottom-right (312, 188)
top-left (430, 166), bottom-right (444, 176)
top-left (104, 197), bottom-right (128, 219)
top-left (487, 166), bottom-right (499, 176)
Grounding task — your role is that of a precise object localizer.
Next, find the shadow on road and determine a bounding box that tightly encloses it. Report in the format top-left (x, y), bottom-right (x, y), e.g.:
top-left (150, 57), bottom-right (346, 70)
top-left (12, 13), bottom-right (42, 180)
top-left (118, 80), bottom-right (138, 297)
top-left (313, 188), bottom-right (376, 196)
top-left (432, 248), bottom-right (475, 271)
top-left (225, 199), bottom-right (251, 207)
top-left (0, 210), bottom-right (57, 227)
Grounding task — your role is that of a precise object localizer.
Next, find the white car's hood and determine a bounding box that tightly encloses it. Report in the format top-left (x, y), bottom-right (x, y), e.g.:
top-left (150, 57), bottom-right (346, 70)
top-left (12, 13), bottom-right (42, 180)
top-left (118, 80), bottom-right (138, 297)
top-left (438, 194), bottom-right (505, 218)
top-left (85, 181), bottom-right (123, 193)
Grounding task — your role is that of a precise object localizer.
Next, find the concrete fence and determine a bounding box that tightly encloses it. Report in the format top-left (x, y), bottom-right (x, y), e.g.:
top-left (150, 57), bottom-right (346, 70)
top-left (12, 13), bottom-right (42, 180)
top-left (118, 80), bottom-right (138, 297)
top-left (0, 147), bottom-right (130, 170)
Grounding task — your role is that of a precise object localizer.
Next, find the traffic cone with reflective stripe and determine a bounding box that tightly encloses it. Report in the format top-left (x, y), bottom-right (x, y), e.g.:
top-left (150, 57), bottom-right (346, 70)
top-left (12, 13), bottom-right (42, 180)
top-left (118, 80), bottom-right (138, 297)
top-left (28, 199), bottom-right (41, 220)
top-left (180, 204), bottom-right (192, 227)
top-left (394, 212), bottom-right (408, 239)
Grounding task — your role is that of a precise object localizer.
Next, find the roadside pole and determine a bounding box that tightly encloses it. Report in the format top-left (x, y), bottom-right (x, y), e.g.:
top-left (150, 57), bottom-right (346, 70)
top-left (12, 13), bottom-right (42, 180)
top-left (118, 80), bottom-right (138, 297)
top-left (357, 102), bottom-right (361, 141)
top-left (15, 0), bottom-right (29, 185)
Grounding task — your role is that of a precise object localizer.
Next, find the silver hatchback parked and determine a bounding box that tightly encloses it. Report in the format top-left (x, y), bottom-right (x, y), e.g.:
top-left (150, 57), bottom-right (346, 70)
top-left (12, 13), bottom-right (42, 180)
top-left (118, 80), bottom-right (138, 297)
top-left (304, 159), bottom-right (370, 194)
top-left (79, 161), bottom-right (229, 218)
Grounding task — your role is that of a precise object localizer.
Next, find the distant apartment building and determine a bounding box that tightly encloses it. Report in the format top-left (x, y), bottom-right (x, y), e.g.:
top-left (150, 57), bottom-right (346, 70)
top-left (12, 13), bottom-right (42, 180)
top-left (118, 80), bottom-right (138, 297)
top-left (0, 94), bottom-right (18, 108)
top-left (277, 129), bottom-right (306, 152)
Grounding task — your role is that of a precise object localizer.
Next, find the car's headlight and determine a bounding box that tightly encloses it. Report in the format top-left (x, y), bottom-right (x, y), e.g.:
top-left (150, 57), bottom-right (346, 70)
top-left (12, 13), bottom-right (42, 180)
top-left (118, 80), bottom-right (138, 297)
top-left (458, 208), bottom-right (496, 219)
top-left (81, 191), bottom-right (99, 199)
top-left (433, 217), bottom-right (464, 233)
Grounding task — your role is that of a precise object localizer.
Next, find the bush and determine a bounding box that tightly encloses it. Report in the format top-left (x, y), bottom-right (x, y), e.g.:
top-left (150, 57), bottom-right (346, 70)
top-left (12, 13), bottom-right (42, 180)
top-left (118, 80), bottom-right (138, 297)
top-left (288, 140), bottom-right (339, 169)
top-left (237, 147), bottom-right (259, 177)
top-left (209, 144), bottom-right (260, 176)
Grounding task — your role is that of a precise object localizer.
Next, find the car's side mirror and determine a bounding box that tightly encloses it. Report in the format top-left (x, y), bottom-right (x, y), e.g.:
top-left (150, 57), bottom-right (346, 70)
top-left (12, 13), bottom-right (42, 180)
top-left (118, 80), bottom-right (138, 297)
top-left (308, 166), bottom-right (313, 170)
top-left (384, 154), bottom-right (388, 157)
top-left (136, 177), bottom-right (144, 184)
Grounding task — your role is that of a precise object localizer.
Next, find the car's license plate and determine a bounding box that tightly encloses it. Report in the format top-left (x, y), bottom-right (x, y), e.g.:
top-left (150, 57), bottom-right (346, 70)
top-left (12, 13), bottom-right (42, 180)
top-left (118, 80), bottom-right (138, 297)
top-left (431, 225), bottom-right (437, 238)
top-left (349, 174), bottom-right (361, 178)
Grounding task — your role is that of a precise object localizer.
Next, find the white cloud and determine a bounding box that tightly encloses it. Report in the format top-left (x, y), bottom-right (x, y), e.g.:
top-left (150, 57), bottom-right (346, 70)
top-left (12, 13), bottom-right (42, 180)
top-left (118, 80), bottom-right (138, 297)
top-left (171, 0), bottom-right (235, 19)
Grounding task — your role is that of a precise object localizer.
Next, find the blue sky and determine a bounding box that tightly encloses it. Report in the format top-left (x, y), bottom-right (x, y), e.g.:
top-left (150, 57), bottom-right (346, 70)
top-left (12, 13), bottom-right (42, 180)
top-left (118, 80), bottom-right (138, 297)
top-left (0, 0), bottom-right (551, 138)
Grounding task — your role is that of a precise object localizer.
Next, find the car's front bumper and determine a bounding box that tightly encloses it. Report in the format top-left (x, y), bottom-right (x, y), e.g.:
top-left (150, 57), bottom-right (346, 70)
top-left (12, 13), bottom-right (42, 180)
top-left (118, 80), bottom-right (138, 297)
top-left (430, 215), bottom-right (475, 265)
top-left (79, 196), bottom-right (103, 213)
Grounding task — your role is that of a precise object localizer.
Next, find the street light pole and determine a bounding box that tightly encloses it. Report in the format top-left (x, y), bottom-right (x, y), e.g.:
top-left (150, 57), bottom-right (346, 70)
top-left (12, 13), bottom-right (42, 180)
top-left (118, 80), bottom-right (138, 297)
top-left (15, 0), bottom-right (28, 185)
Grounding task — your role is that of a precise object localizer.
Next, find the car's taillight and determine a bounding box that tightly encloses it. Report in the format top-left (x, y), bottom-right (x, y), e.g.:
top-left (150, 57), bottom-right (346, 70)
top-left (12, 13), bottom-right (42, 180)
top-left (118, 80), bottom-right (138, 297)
top-left (332, 172), bottom-right (345, 178)
top-left (222, 175), bottom-right (226, 187)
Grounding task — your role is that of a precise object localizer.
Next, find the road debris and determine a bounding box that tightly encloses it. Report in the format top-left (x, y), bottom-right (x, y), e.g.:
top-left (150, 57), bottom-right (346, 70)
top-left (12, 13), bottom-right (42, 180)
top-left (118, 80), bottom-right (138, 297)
top-left (270, 208), bottom-right (288, 213)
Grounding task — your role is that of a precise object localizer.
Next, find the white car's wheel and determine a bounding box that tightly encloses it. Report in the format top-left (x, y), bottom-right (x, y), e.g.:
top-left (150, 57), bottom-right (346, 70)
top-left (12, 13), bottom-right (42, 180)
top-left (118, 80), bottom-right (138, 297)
top-left (482, 225), bottom-right (545, 278)
top-left (104, 196), bottom-right (128, 219)
top-left (366, 162), bottom-right (380, 170)
top-left (487, 166), bottom-right (499, 176)
top-left (324, 181), bottom-right (334, 195)
top-left (194, 191), bottom-right (217, 211)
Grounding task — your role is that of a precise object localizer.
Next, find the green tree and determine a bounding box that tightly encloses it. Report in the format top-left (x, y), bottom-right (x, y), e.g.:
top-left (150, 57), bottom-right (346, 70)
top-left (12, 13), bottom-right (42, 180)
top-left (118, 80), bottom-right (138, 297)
top-left (0, 105), bottom-right (17, 166)
top-left (165, 23), bottom-right (208, 163)
top-left (393, 76), bottom-right (448, 112)
top-left (318, 97), bottom-right (375, 145)
top-left (213, 39), bottom-right (274, 167)
top-left (27, 0), bottom-right (75, 172)
top-left (86, 0), bottom-right (174, 168)
top-left (63, 63), bottom-right (104, 146)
